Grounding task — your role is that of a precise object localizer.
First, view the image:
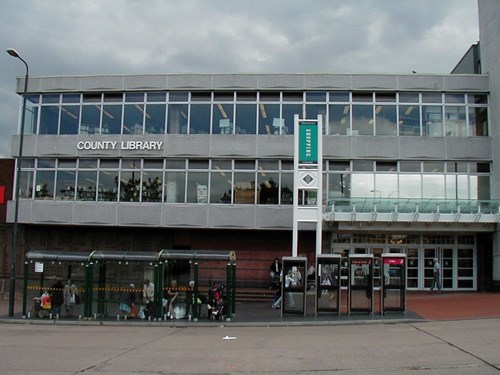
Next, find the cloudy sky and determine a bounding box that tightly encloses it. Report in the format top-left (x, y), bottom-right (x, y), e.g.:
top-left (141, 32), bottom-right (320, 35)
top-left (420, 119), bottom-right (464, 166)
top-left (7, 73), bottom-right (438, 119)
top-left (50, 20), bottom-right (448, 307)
top-left (0, 0), bottom-right (479, 158)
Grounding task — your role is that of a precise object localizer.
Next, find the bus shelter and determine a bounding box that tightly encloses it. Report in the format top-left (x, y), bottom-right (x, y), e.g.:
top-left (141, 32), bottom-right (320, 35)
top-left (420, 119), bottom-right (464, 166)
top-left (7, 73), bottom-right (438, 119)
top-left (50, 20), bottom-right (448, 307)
top-left (315, 254), bottom-right (341, 316)
top-left (380, 253), bottom-right (407, 314)
top-left (158, 249), bottom-right (236, 321)
top-left (281, 256), bottom-right (307, 317)
top-left (23, 249), bottom-right (236, 321)
top-left (23, 250), bottom-right (89, 318)
top-left (348, 254), bottom-right (374, 315)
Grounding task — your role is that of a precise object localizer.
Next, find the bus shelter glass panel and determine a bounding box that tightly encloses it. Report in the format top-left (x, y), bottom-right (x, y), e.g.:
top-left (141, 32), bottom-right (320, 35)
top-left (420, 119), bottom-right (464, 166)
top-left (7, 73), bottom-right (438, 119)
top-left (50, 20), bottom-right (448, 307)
top-left (281, 257), bottom-right (307, 316)
top-left (89, 253), bottom-right (157, 319)
top-left (24, 255), bottom-right (87, 319)
top-left (316, 254), bottom-right (341, 316)
top-left (381, 254), bottom-right (407, 314)
top-left (348, 254), bottom-right (374, 315)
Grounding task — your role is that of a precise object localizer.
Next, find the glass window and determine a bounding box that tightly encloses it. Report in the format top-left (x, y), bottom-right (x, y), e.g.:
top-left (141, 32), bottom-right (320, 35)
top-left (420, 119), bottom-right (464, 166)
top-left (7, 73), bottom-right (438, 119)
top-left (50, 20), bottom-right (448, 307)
top-left (400, 161), bottom-right (420, 172)
top-left (62, 94), bottom-right (80, 103)
top-left (281, 160), bottom-right (294, 170)
top-left (328, 173), bottom-right (350, 199)
top-left (235, 104), bottom-right (256, 134)
top-left (422, 93), bottom-right (442, 103)
top-left (329, 161), bottom-right (350, 171)
top-left (376, 162), bottom-right (397, 172)
top-left (25, 97), bottom-right (39, 134)
top-left (97, 170), bottom-right (118, 201)
top-left (422, 106), bottom-right (443, 136)
top-left (258, 103), bottom-right (280, 135)
top-left (468, 94), bottom-right (487, 104)
top-left (282, 92), bottom-right (302, 101)
top-left (142, 171), bottom-right (163, 202)
top-left (329, 92), bottom-right (349, 102)
top-left (258, 159), bottom-right (279, 170)
top-left (236, 92), bottom-right (257, 101)
top-left (210, 170), bottom-right (232, 204)
top-left (477, 175), bottom-right (490, 200)
top-left (375, 105), bottom-right (396, 135)
top-left (468, 107), bottom-right (488, 136)
top-left (76, 171), bottom-right (97, 201)
top-left (446, 175), bottom-right (468, 200)
top-left (444, 106), bottom-right (466, 136)
top-left (189, 104), bottom-right (210, 134)
top-left (79, 159), bottom-right (98, 168)
top-left (423, 161), bottom-right (444, 173)
top-left (352, 160), bottom-right (373, 171)
top-left (375, 174), bottom-right (398, 198)
top-left (58, 159), bottom-right (77, 168)
top-left (352, 104), bottom-right (373, 135)
top-left (189, 160), bottom-right (209, 169)
top-left (83, 94), bottom-right (101, 102)
top-left (102, 105), bottom-right (122, 134)
top-left (445, 93), bottom-right (465, 103)
top-left (329, 104), bottom-right (350, 135)
top-left (187, 172), bottom-right (208, 203)
top-left (80, 105), bottom-right (101, 134)
top-left (100, 159), bottom-right (119, 168)
top-left (375, 93), bottom-right (396, 102)
top-left (213, 103), bottom-right (234, 134)
top-left (280, 172), bottom-right (293, 204)
top-left (60, 106), bottom-right (80, 135)
top-left (169, 92), bottom-right (189, 102)
top-left (123, 104), bottom-right (144, 134)
top-left (145, 104), bottom-right (166, 134)
top-left (422, 175), bottom-right (445, 198)
top-left (214, 92), bottom-right (233, 101)
top-left (167, 103), bottom-right (188, 134)
top-left (447, 162), bottom-right (467, 173)
top-left (120, 171), bottom-right (141, 202)
top-left (39, 106), bottom-right (59, 134)
top-left (399, 175), bottom-right (421, 198)
top-left (306, 92), bottom-right (326, 102)
top-left (305, 104), bottom-right (326, 133)
top-left (259, 92), bottom-right (280, 101)
top-left (55, 171), bottom-right (76, 201)
top-left (234, 172), bottom-right (255, 204)
top-left (398, 105), bottom-right (420, 136)
top-left (235, 160), bottom-right (255, 170)
top-left (147, 92), bottom-right (167, 102)
top-left (282, 104), bottom-right (302, 135)
top-left (399, 92), bottom-right (419, 103)
top-left (104, 93), bottom-right (123, 102)
top-left (166, 159), bottom-right (186, 169)
top-left (144, 159), bottom-right (164, 169)
top-left (213, 159), bottom-right (232, 170)
top-left (21, 159), bottom-right (35, 168)
top-left (42, 94), bottom-right (60, 103)
top-left (35, 170), bottom-right (55, 199)
top-left (258, 173), bottom-right (279, 204)
top-left (38, 159), bottom-right (56, 168)
top-left (352, 93), bottom-right (373, 102)
top-left (165, 171), bottom-right (186, 203)
top-left (351, 173), bottom-right (374, 197)
top-left (125, 93), bottom-right (144, 102)
top-left (19, 170), bottom-right (34, 199)
top-left (476, 163), bottom-right (490, 173)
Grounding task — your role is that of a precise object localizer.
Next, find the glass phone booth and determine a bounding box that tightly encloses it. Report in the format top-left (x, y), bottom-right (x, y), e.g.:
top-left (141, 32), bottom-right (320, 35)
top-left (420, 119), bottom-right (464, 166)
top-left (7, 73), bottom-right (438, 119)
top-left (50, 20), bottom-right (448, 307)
top-left (281, 256), bottom-right (307, 317)
top-left (381, 254), bottom-right (407, 314)
top-left (348, 254), bottom-right (374, 315)
top-left (315, 254), bottom-right (341, 316)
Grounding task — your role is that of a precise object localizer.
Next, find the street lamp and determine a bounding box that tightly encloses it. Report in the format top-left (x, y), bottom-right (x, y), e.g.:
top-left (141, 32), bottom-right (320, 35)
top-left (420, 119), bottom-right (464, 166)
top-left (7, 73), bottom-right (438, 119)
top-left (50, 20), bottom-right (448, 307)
top-left (6, 48), bottom-right (29, 317)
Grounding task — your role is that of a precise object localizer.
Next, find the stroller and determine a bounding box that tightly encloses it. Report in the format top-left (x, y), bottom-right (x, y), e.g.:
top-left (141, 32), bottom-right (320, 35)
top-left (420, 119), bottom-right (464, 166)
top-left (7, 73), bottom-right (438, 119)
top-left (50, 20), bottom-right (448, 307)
top-left (208, 294), bottom-right (227, 321)
top-left (208, 282), bottom-right (227, 320)
top-left (32, 292), bottom-right (52, 318)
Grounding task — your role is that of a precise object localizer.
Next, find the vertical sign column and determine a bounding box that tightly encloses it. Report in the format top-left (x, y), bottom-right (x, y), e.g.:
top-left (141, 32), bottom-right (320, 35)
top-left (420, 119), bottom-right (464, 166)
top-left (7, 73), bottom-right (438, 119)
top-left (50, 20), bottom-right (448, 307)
top-left (293, 115), bottom-right (323, 257)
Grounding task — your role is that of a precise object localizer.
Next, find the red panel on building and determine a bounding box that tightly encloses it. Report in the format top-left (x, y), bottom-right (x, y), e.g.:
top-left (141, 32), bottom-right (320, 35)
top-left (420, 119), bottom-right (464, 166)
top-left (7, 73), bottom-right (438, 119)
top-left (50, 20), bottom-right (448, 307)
top-left (0, 186), bottom-right (5, 204)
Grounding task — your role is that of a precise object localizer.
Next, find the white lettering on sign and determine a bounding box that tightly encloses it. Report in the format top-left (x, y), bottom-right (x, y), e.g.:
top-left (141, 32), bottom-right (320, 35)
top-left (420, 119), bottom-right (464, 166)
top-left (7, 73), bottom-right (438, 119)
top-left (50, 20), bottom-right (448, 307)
top-left (305, 128), bottom-right (312, 157)
top-left (76, 140), bottom-right (164, 151)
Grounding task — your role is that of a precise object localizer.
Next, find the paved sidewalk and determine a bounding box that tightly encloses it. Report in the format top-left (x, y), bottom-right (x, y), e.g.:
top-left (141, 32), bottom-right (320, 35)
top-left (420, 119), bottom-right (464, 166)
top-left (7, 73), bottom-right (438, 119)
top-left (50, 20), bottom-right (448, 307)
top-left (1, 291), bottom-right (499, 325)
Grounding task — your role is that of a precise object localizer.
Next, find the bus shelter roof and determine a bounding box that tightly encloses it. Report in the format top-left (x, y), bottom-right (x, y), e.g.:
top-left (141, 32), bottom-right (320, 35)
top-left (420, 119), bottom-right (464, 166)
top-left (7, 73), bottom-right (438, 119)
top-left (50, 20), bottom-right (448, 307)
top-left (25, 250), bottom-right (90, 263)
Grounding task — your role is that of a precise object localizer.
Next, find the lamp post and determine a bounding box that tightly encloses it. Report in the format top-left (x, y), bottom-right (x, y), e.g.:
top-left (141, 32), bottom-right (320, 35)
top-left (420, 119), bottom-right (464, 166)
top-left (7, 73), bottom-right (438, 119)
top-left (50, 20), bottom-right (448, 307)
top-left (6, 48), bottom-right (29, 317)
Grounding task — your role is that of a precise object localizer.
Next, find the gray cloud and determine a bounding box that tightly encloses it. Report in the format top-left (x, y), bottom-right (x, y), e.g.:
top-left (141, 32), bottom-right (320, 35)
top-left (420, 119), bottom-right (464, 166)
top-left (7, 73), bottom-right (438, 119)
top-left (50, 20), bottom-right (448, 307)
top-left (0, 0), bottom-right (479, 157)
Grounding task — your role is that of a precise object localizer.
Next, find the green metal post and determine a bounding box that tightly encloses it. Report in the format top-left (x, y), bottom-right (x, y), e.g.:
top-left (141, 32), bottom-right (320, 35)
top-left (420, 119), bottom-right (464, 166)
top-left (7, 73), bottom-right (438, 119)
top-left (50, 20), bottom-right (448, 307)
top-left (22, 260), bottom-right (29, 317)
top-left (153, 263), bottom-right (161, 319)
top-left (97, 263), bottom-right (106, 316)
top-left (231, 262), bottom-right (236, 315)
top-left (226, 262), bottom-right (231, 319)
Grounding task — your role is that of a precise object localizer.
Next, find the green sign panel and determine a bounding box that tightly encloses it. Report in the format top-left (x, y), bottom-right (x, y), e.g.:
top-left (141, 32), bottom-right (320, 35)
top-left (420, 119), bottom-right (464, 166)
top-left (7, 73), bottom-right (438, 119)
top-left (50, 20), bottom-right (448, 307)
top-left (299, 122), bottom-right (318, 164)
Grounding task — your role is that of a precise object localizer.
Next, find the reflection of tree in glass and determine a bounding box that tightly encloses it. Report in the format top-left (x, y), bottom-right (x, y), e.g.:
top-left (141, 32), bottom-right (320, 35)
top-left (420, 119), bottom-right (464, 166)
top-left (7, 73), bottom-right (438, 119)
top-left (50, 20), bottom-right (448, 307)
top-left (281, 186), bottom-right (293, 204)
top-left (143, 177), bottom-right (162, 202)
top-left (259, 179), bottom-right (278, 204)
top-left (121, 176), bottom-right (141, 202)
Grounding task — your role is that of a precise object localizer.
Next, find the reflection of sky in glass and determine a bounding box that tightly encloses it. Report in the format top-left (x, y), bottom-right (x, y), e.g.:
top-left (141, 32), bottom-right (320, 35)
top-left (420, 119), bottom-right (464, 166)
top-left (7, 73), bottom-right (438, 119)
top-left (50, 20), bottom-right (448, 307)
top-left (399, 175), bottom-right (421, 198)
top-left (351, 173), bottom-right (374, 197)
top-left (375, 174), bottom-right (397, 197)
top-left (422, 175), bottom-right (445, 198)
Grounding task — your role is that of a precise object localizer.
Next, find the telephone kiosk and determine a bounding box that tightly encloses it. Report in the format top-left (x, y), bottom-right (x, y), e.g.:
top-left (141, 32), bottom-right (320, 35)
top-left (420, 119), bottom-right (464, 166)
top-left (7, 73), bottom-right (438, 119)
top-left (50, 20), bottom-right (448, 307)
top-left (281, 256), bottom-right (307, 317)
top-left (381, 254), bottom-right (407, 314)
top-left (315, 254), bottom-right (342, 316)
top-left (348, 254), bottom-right (374, 315)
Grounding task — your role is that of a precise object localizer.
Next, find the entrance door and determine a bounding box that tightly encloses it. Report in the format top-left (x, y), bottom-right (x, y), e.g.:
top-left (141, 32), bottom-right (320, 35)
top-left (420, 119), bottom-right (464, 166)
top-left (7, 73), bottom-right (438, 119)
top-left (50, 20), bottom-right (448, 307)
top-left (424, 247), bottom-right (453, 290)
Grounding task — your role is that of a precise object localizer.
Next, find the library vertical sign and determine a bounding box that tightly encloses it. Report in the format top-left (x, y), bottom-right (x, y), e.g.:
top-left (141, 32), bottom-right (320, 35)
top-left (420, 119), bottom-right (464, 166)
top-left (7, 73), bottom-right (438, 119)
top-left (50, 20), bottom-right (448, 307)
top-left (299, 121), bottom-right (318, 165)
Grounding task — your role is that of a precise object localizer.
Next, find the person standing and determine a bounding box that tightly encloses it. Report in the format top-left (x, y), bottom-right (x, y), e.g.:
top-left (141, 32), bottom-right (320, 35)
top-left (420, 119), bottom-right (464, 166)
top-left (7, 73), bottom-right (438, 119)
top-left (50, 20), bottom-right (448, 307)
top-left (269, 258), bottom-right (282, 289)
top-left (166, 279), bottom-right (179, 319)
top-left (430, 258), bottom-right (442, 292)
top-left (63, 279), bottom-right (78, 318)
top-left (143, 279), bottom-right (154, 318)
top-left (50, 278), bottom-right (64, 318)
top-left (119, 283), bottom-right (136, 318)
